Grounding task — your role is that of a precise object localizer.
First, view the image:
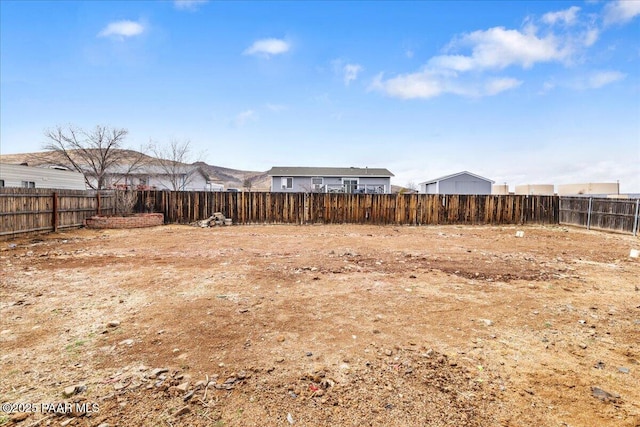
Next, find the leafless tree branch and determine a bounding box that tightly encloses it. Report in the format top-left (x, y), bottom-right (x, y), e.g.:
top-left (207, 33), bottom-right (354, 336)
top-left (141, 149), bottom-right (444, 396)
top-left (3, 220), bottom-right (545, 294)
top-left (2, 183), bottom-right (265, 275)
top-left (43, 124), bottom-right (135, 190)
top-left (148, 139), bottom-right (197, 191)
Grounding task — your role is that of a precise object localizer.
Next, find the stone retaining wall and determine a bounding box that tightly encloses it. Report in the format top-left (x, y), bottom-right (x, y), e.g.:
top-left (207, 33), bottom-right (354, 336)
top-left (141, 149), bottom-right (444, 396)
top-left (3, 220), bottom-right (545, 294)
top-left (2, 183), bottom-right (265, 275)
top-left (85, 213), bottom-right (164, 229)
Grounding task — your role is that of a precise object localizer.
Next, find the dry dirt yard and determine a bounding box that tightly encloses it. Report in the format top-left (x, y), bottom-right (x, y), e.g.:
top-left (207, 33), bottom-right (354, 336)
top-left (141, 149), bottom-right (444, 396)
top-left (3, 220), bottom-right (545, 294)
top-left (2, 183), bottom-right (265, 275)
top-left (1, 224), bottom-right (639, 427)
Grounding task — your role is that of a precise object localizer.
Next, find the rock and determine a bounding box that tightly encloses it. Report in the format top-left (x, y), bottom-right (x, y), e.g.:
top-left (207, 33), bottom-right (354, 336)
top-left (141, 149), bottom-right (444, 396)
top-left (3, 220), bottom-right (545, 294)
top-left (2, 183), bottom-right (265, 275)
top-left (174, 406), bottom-right (191, 416)
top-left (118, 339), bottom-right (134, 346)
top-left (183, 390), bottom-right (195, 401)
top-left (384, 349), bottom-right (393, 356)
top-left (618, 367), bottom-right (630, 374)
top-left (287, 413), bottom-right (295, 424)
top-left (60, 419), bottom-right (74, 427)
top-left (591, 386), bottom-right (620, 401)
top-left (276, 357), bottom-right (285, 363)
top-left (97, 424), bottom-right (111, 427)
top-left (277, 335), bottom-right (285, 343)
top-left (176, 381), bottom-right (190, 392)
top-left (578, 343), bottom-right (587, 349)
top-left (107, 321), bottom-right (120, 328)
top-left (150, 368), bottom-right (169, 378)
top-left (63, 385), bottom-right (78, 397)
top-left (10, 413), bottom-right (30, 422)
top-left (480, 319), bottom-right (493, 326)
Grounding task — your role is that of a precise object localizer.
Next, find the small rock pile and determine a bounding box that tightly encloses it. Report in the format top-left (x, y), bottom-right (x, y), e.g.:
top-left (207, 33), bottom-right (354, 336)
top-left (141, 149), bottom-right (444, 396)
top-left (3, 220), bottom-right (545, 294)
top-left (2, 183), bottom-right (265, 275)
top-left (191, 212), bottom-right (232, 228)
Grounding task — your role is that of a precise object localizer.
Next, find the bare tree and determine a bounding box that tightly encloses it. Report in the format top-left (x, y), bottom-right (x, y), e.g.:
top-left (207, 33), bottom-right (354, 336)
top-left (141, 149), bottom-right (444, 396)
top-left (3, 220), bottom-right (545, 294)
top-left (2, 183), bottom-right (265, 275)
top-left (43, 124), bottom-right (144, 190)
top-left (405, 181), bottom-right (418, 192)
top-left (243, 177), bottom-right (253, 191)
top-left (148, 139), bottom-right (198, 191)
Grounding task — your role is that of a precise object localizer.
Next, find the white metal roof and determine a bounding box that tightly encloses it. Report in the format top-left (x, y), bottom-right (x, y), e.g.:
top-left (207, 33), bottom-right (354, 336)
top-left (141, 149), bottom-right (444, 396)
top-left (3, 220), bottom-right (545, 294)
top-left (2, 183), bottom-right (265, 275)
top-left (419, 171), bottom-right (495, 185)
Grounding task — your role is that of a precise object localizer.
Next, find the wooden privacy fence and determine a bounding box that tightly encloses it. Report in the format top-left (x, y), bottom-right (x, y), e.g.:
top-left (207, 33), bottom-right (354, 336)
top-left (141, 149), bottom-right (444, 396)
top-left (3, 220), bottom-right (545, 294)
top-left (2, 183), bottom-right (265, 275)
top-left (135, 191), bottom-right (559, 226)
top-left (559, 196), bottom-right (640, 235)
top-left (0, 188), bottom-right (114, 238)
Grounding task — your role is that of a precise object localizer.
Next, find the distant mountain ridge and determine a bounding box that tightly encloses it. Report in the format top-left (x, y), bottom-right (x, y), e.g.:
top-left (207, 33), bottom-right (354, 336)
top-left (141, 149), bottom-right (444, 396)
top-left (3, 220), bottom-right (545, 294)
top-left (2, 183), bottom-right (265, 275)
top-left (0, 150), bottom-right (271, 191)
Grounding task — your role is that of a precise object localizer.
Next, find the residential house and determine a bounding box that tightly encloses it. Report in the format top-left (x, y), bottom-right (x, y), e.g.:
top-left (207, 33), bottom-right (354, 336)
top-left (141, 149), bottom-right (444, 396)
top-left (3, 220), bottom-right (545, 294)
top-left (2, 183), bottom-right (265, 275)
top-left (419, 171), bottom-right (494, 195)
top-left (267, 167), bottom-right (394, 193)
top-left (0, 163), bottom-right (87, 190)
top-left (97, 164), bottom-right (223, 191)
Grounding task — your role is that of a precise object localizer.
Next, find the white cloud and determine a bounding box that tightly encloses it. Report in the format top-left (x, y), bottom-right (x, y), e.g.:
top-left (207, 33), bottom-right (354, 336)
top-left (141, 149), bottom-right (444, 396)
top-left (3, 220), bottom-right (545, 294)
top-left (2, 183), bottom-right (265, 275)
top-left (243, 38), bottom-right (290, 58)
top-left (266, 103), bottom-right (287, 112)
top-left (371, 71), bottom-right (444, 100)
top-left (582, 28), bottom-right (599, 47)
top-left (343, 64), bottom-right (363, 86)
top-left (540, 71), bottom-right (625, 92)
top-left (603, 0), bottom-right (640, 25)
top-left (370, 70), bottom-right (521, 100)
top-left (542, 6), bottom-right (581, 26)
top-left (586, 70), bottom-right (626, 88)
top-left (97, 20), bottom-right (145, 39)
top-left (331, 60), bottom-right (364, 86)
top-left (232, 110), bottom-right (256, 127)
top-left (430, 26), bottom-right (570, 72)
top-left (371, 3), bottom-right (634, 100)
top-left (539, 80), bottom-right (556, 94)
top-left (484, 77), bottom-right (522, 95)
top-left (174, 0), bottom-right (208, 11)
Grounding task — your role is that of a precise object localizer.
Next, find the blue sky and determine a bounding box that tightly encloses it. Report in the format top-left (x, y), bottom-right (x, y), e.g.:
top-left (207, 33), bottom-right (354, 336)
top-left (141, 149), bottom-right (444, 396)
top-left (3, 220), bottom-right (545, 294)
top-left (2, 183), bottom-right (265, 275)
top-left (1, 0), bottom-right (639, 192)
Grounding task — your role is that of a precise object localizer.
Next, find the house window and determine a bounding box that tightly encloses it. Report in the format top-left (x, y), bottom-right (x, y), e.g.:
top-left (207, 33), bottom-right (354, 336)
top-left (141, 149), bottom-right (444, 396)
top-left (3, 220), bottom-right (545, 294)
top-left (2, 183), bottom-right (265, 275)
top-left (281, 177), bottom-right (293, 189)
top-left (21, 181), bottom-right (35, 188)
top-left (139, 177), bottom-right (149, 187)
top-left (0, 180), bottom-right (4, 188)
top-left (311, 177), bottom-right (323, 191)
top-left (342, 178), bottom-right (358, 193)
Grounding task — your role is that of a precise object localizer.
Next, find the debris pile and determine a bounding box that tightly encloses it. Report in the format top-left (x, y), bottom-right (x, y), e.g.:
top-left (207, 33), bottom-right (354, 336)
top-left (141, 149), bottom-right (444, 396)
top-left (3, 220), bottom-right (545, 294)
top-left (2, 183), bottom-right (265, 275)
top-left (192, 212), bottom-right (232, 228)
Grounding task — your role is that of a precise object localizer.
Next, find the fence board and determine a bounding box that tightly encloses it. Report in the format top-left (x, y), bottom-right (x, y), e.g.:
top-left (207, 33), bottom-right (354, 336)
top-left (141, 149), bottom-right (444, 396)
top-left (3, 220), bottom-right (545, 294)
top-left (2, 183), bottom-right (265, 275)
top-left (560, 196), bottom-right (639, 235)
top-left (133, 192), bottom-right (559, 226)
top-left (0, 188), bottom-right (115, 238)
top-left (1, 190), bottom-right (567, 238)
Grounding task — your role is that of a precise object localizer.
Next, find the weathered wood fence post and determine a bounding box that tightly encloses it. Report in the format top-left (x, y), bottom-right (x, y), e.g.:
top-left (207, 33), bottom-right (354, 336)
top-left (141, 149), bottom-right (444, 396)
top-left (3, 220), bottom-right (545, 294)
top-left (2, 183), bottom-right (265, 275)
top-left (633, 198), bottom-right (639, 237)
top-left (52, 192), bottom-right (59, 232)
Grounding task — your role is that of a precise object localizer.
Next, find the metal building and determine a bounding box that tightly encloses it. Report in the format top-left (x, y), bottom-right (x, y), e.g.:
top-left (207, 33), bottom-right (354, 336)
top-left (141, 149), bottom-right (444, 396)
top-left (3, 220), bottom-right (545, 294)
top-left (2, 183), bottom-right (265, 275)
top-left (514, 184), bottom-right (555, 195)
top-left (0, 163), bottom-right (87, 190)
top-left (419, 171), bottom-right (494, 195)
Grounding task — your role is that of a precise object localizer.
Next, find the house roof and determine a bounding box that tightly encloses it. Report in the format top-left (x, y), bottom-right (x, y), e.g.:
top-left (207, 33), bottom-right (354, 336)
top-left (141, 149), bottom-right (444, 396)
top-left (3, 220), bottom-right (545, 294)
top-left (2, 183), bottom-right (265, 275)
top-left (103, 164), bottom-right (202, 176)
top-left (267, 166), bottom-right (394, 177)
top-left (419, 171), bottom-right (494, 185)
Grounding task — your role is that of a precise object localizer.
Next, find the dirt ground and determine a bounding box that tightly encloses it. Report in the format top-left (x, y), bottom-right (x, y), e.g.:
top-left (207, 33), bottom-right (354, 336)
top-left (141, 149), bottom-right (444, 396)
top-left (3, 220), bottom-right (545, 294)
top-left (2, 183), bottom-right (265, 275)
top-left (1, 224), bottom-right (639, 427)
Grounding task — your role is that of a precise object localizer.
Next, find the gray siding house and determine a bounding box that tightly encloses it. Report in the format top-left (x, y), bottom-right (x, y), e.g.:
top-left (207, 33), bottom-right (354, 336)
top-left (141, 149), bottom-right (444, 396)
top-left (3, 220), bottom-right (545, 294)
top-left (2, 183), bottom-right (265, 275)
top-left (419, 171), bottom-right (494, 195)
top-left (0, 163), bottom-right (87, 190)
top-left (101, 164), bottom-right (223, 192)
top-left (267, 167), bottom-right (394, 193)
